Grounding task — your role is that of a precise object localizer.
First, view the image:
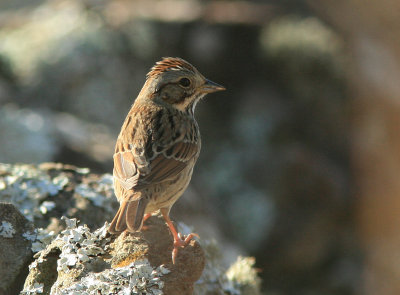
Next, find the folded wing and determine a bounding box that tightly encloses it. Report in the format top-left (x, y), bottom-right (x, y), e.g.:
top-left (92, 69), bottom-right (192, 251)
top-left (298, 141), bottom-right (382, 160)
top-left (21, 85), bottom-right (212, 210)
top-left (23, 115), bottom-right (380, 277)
top-left (113, 110), bottom-right (199, 192)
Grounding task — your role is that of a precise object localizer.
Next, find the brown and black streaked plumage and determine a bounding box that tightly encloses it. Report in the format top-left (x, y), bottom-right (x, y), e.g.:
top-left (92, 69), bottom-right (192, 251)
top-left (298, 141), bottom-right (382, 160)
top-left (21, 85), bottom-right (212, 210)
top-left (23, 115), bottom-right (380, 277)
top-left (108, 57), bottom-right (225, 263)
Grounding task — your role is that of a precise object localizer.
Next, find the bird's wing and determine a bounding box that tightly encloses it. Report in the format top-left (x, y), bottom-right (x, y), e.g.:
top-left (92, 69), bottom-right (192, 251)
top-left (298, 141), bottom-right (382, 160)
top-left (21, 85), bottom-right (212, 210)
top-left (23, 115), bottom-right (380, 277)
top-left (113, 107), bottom-right (199, 191)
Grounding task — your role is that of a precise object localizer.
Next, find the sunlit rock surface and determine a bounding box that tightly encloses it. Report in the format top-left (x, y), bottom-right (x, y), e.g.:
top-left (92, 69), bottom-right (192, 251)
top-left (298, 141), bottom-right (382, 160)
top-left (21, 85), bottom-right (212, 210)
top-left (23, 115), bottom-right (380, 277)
top-left (0, 163), bottom-right (261, 295)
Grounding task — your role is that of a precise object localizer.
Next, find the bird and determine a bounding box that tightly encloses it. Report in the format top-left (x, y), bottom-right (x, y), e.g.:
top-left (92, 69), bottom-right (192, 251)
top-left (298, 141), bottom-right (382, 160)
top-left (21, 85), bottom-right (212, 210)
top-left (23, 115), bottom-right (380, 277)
top-left (108, 57), bottom-right (225, 263)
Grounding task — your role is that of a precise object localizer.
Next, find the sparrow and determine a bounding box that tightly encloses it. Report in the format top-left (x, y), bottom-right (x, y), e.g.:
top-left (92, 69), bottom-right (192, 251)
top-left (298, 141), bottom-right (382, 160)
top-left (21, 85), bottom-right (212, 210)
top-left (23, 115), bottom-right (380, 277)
top-left (108, 57), bottom-right (225, 263)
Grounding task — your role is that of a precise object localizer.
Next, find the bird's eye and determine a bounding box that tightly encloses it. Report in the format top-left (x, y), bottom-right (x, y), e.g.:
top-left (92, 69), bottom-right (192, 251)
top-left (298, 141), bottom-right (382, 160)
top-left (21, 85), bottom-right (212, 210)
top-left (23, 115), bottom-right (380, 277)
top-left (179, 78), bottom-right (191, 87)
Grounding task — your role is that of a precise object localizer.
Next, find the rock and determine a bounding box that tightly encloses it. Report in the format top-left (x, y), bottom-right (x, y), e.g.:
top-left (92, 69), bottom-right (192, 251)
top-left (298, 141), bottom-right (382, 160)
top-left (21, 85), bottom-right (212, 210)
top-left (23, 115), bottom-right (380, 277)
top-left (0, 203), bottom-right (35, 295)
top-left (23, 215), bottom-right (205, 295)
top-left (22, 240), bottom-right (61, 295)
top-left (111, 214), bottom-right (205, 295)
top-left (22, 215), bottom-right (260, 295)
top-left (0, 163), bottom-right (261, 294)
top-left (0, 163), bottom-right (118, 234)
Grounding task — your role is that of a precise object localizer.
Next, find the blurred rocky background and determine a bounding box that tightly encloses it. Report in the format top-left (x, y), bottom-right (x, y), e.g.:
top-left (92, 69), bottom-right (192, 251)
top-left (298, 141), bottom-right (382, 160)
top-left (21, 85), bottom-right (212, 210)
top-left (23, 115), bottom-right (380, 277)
top-left (1, 0), bottom-right (400, 294)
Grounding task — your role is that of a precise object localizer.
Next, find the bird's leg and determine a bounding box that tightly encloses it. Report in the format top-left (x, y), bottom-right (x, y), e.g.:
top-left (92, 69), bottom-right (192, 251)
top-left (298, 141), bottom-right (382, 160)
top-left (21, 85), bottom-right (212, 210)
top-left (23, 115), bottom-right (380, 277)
top-left (160, 208), bottom-right (199, 264)
top-left (143, 213), bottom-right (152, 223)
top-left (140, 213), bottom-right (153, 231)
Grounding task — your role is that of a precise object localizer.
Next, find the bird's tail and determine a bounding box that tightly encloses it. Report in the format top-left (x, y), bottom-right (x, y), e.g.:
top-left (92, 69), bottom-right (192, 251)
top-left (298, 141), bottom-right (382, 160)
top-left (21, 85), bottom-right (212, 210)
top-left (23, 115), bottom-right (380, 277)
top-left (108, 198), bottom-right (148, 233)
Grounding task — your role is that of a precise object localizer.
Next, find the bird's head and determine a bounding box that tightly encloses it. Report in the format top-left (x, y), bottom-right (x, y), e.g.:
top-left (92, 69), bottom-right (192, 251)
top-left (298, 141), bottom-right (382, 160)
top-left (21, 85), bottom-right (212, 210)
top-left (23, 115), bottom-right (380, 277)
top-left (141, 57), bottom-right (225, 113)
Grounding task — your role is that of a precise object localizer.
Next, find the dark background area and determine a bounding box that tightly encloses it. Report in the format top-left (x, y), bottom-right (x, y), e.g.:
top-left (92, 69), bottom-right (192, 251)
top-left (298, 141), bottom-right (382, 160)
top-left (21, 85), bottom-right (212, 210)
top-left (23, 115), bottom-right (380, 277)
top-left (2, 0), bottom-right (400, 294)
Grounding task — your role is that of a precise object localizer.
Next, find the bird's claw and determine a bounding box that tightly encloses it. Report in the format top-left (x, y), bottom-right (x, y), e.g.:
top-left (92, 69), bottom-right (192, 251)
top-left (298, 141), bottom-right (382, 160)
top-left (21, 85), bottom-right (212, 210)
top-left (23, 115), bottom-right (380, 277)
top-left (171, 232), bottom-right (199, 264)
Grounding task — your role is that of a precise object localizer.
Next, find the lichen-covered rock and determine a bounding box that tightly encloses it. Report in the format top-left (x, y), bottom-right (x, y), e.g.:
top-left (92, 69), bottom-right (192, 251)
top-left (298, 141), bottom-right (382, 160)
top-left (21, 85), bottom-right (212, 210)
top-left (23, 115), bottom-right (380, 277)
top-left (193, 241), bottom-right (261, 295)
top-left (23, 216), bottom-right (205, 295)
top-left (110, 214), bottom-right (205, 295)
top-left (0, 203), bottom-right (36, 295)
top-left (0, 163), bottom-right (261, 294)
top-left (22, 215), bottom-right (261, 295)
top-left (22, 239), bottom-right (61, 295)
top-left (0, 163), bottom-right (118, 233)
top-left (226, 257), bottom-right (261, 295)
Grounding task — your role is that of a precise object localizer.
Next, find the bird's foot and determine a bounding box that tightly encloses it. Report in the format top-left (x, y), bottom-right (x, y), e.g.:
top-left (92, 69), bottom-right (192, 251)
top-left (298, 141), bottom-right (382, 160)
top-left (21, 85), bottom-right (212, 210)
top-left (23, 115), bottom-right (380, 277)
top-left (172, 232), bottom-right (199, 264)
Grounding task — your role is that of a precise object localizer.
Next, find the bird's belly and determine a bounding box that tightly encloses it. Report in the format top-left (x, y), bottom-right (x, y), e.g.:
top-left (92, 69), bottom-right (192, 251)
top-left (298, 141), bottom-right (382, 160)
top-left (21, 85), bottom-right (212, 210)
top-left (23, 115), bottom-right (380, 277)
top-left (145, 165), bottom-right (194, 213)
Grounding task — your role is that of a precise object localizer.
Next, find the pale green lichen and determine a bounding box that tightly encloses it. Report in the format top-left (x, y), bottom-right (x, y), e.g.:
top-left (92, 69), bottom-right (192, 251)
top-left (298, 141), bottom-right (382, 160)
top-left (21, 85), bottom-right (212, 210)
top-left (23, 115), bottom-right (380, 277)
top-left (22, 282), bottom-right (44, 294)
top-left (0, 220), bottom-right (16, 238)
top-left (23, 227), bottom-right (57, 253)
top-left (194, 239), bottom-right (239, 295)
top-left (0, 163), bottom-right (65, 221)
top-left (194, 241), bottom-right (262, 295)
top-left (0, 163), bottom-right (115, 227)
top-left (55, 259), bottom-right (169, 295)
top-left (74, 174), bottom-right (114, 212)
top-left (226, 256), bottom-right (261, 295)
top-left (55, 217), bottom-right (109, 273)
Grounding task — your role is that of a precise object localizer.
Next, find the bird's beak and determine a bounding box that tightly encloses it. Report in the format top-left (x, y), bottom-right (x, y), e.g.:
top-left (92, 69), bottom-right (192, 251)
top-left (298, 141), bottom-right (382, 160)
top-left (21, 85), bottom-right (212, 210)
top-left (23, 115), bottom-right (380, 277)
top-left (200, 79), bottom-right (226, 93)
